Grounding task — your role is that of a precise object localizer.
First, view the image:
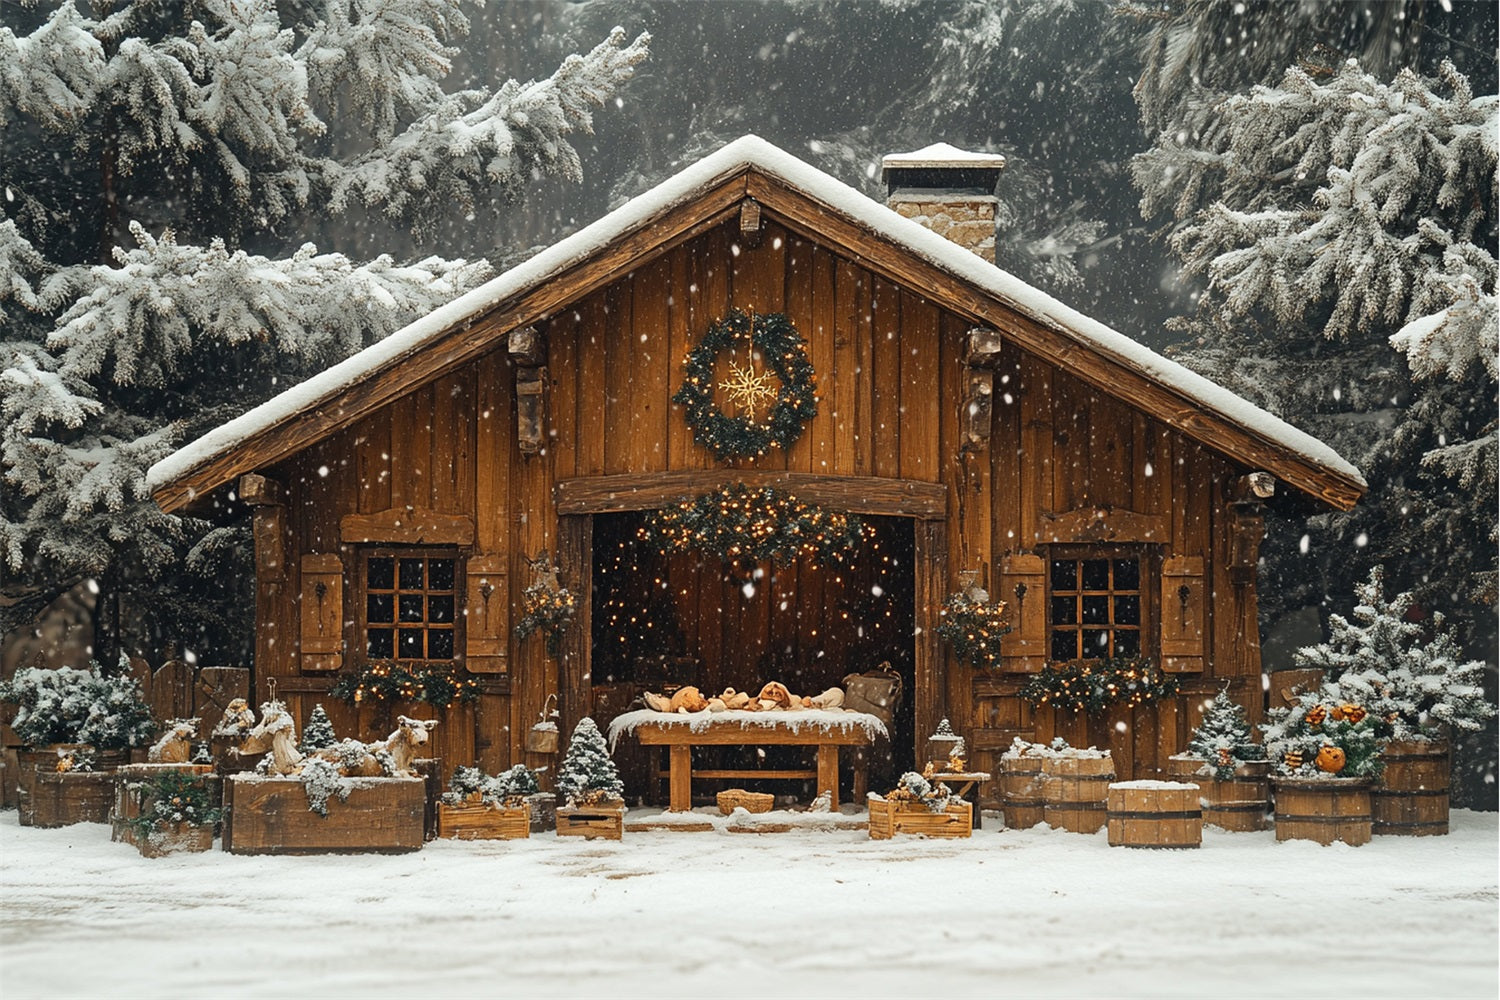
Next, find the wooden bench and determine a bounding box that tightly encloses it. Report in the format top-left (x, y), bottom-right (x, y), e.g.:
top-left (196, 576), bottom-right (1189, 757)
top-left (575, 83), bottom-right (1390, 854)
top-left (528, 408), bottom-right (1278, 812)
top-left (630, 718), bottom-right (877, 812)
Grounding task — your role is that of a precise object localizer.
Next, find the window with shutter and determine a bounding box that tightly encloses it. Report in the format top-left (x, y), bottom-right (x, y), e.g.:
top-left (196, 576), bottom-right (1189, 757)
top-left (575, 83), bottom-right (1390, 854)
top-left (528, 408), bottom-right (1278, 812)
top-left (358, 548), bottom-right (460, 667)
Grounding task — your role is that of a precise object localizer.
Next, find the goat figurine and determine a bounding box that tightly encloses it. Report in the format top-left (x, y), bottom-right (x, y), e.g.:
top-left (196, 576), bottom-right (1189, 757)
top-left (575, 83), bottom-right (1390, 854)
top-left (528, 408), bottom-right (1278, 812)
top-left (148, 718), bottom-right (200, 764)
top-left (299, 715), bottom-right (438, 778)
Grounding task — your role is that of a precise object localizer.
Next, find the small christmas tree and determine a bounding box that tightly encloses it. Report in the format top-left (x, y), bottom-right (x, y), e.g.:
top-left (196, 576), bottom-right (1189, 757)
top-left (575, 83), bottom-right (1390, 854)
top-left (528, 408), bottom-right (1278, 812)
top-left (1187, 688), bottom-right (1267, 779)
top-left (299, 704), bottom-right (337, 754)
top-left (556, 718), bottom-right (624, 806)
top-left (1295, 567), bottom-right (1495, 742)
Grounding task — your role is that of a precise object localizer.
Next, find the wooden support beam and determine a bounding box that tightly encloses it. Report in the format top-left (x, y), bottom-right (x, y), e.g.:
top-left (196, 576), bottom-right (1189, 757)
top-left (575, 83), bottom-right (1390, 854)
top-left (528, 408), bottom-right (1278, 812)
top-left (239, 473), bottom-right (284, 507)
top-left (507, 326), bottom-right (546, 367)
top-left (554, 470), bottom-right (948, 519)
top-left (739, 199), bottom-right (763, 247)
top-left (965, 327), bottom-right (1003, 366)
top-left (516, 366), bottom-right (546, 456)
top-left (963, 367), bottom-right (994, 447)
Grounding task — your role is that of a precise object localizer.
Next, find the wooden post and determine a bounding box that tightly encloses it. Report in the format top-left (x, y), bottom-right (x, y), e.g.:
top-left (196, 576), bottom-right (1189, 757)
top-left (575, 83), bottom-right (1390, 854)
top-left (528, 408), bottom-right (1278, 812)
top-left (556, 515), bottom-right (593, 750)
top-left (669, 745), bottom-right (692, 812)
top-left (242, 474), bottom-right (289, 706)
top-left (817, 745), bottom-right (840, 810)
top-left (913, 519), bottom-right (948, 763)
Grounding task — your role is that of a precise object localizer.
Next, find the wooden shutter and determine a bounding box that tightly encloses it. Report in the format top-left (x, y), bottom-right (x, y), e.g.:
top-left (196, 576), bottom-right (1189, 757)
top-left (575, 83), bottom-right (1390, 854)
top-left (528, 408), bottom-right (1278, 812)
top-left (465, 554), bottom-right (508, 673)
top-left (998, 553), bottom-right (1046, 672)
top-left (300, 553), bottom-right (343, 672)
top-left (1160, 555), bottom-right (1205, 673)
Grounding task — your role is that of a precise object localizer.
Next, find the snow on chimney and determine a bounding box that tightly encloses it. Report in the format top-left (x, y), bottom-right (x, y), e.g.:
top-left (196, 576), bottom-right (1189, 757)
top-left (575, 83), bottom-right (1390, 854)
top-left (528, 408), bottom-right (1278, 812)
top-left (882, 143), bottom-right (1006, 263)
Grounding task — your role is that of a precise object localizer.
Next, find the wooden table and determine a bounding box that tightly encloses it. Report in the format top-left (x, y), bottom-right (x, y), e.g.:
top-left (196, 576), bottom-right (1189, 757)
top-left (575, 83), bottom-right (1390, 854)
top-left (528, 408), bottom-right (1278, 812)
top-left (630, 718), bottom-right (877, 812)
top-left (928, 771), bottom-right (992, 828)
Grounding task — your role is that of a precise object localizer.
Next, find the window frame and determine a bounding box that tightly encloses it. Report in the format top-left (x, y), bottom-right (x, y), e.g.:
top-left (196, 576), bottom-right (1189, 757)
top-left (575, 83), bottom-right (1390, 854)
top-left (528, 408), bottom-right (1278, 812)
top-left (355, 546), bottom-right (464, 669)
top-left (1044, 545), bottom-right (1157, 663)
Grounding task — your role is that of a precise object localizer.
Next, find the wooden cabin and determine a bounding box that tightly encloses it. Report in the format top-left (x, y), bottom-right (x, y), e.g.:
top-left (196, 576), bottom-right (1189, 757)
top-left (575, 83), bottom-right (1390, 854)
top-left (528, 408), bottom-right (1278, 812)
top-left (148, 136), bottom-right (1365, 792)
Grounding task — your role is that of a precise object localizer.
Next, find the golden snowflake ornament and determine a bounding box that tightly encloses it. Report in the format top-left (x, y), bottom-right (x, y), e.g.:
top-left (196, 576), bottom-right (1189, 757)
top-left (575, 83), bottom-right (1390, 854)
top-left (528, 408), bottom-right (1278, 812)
top-left (718, 359), bottom-right (779, 419)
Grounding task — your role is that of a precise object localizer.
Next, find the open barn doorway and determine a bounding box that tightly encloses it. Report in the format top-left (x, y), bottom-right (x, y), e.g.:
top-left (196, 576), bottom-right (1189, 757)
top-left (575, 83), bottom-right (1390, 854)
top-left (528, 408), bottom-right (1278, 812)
top-left (589, 511), bottom-right (916, 803)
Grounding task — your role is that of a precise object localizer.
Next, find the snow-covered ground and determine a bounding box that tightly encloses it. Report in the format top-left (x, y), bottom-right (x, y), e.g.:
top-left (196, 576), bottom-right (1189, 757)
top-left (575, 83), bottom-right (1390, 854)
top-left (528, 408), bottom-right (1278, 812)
top-left (2, 808), bottom-right (1496, 998)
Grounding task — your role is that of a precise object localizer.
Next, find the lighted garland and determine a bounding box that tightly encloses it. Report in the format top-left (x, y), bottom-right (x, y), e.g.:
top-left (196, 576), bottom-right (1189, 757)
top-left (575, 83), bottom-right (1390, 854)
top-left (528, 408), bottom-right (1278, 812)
top-left (638, 483), bottom-right (871, 570)
top-left (330, 663), bottom-right (480, 709)
top-left (672, 309), bottom-right (818, 460)
top-left (514, 584), bottom-right (579, 657)
top-left (1018, 657), bottom-right (1178, 715)
top-left (935, 592), bottom-right (1012, 670)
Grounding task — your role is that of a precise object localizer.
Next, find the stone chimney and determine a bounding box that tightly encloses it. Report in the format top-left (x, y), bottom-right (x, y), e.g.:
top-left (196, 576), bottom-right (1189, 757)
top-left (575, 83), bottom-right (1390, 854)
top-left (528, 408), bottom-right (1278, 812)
top-left (881, 143), bottom-right (1006, 263)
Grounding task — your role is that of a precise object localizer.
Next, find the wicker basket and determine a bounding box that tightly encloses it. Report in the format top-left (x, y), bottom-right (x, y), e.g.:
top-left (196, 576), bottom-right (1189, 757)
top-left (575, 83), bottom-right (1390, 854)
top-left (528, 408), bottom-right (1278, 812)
top-left (717, 789), bottom-right (775, 815)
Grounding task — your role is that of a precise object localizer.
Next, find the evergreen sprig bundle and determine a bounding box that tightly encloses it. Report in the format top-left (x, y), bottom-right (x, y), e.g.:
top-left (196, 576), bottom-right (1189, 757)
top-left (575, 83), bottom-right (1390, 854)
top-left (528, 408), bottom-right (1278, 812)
top-left (330, 664), bottom-right (479, 708)
top-left (127, 770), bottom-right (222, 834)
top-left (1018, 657), bottom-right (1178, 715)
top-left (557, 717), bottom-right (624, 806)
top-left (672, 309), bottom-right (818, 459)
top-left (299, 704), bottom-right (337, 753)
top-left (0, 660), bottom-right (154, 751)
top-left (935, 592), bottom-right (1012, 670)
top-left (514, 584), bottom-right (579, 657)
top-left (886, 771), bottom-right (956, 813)
top-left (444, 764), bottom-right (540, 807)
top-left (1186, 688), bottom-right (1268, 779)
top-left (638, 483), bottom-right (871, 571)
top-left (1262, 692), bottom-right (1383, 779)
top-left (1296, 566), bottom-right (1495, 743)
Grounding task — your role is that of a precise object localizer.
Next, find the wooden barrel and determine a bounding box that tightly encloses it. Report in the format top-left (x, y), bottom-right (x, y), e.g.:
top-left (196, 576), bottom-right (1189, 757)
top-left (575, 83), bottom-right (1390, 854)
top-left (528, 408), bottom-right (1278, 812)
top-left (17, 745), bottom-right (127, 827)
top-left (111, 763), bottom-right (216, 845)
top-left (1272, 777), bottom-right (1372, 846)
top-left (1107, 781), bottom-right (1202, 848)
top-left (1166, 755), bottom-right (1270, 832)
top-left (1373, 740), bottom-right (1449, 837)
top-left (998, 755), bottom-right (1046, 829)
top-left (1042, 754), bottom-right (1114, 833)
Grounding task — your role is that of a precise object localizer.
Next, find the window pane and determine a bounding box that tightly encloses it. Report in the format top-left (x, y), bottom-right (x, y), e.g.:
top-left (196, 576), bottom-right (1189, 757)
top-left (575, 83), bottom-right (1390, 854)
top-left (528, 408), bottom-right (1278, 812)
top-left (428, 595), bottom-right (454, 624)
top-left (1051, 560), bottom-right (1077, 591)
top-left (399, 594), bottom-right (425, 622)
top-left (1051, 596), bottom-right (1076, 626)
top-left (1083, 629), bottom-right (1110, 654)
top-left (1051, 630), bottom-right (1078, 661)
top-left (429, 629), bottom-right (454, 660)
top-left (1114, 595), bottom-right (1140, 625)
top-left (1114, 629), bottom-right (1140, 657)
top-left (1081, 559), bottom-right (1110, 590)
top-left (428, 559), bottom-right (455, 591)
top-left (1082, 595), bottom-right (1110, 624)
top-left (399, 558), bottom-right (425, 590)
top-left (367, 629), bottom-right (393, 658)
top-left (398, 628), bottom-right (425, 659)
top-left (367, 557), bottom-right (394, 590)
top-left (367, 593), bottom-right (394, 624)
top-left (1113, 558), bottom-right (1140, 590)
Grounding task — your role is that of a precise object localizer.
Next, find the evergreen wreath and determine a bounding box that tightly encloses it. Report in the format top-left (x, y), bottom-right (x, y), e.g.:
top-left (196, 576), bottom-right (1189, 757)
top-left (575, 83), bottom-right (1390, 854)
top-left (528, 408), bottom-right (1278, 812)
top-left (514, 584), bottom-right (579, 657)
top-left (1018, 656), bottom-right (1179, 714)
top-left (672, 308), bottom-right (818, 459)
top-left (330, 663), bottom-right (480, 709)
top-left (936, 592), bottom-right (1012, 670)
top-left (638, 483), bottom-right (870, 571)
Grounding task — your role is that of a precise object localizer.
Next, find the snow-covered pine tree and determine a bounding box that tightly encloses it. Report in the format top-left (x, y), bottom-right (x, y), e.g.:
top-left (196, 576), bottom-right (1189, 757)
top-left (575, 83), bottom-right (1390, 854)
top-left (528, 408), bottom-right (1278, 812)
top-left (556, 717), bottom-right (623, 806)
top-left (299, 704), bottom-right (337, 754)
top-left (0, 2), bottom-right (649, 660)
top-left (1186, 688), bottom-right (1266, 779)
top-left (1296, 566), bottom-right (1495, 743)
top-left (1130, 55), bottom-right (1498, 637)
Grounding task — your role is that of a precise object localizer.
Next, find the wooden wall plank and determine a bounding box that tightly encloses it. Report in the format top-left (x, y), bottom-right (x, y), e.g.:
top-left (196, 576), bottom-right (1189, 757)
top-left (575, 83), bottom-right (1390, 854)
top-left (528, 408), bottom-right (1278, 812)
top-left (548, 307), bottom-right (580, 482)
top-left (871, 276), bottom-right (902, 479)
top-left (629, 257), bottom-right (672, 474)
top-left (898, 290), bottom-right (940, 483)
top-left (783, 232), bottom-right (816, 475)
top-left (602, 281), bottom-right (634, 475)
top-left (809, 247), bottom-right (837, 476)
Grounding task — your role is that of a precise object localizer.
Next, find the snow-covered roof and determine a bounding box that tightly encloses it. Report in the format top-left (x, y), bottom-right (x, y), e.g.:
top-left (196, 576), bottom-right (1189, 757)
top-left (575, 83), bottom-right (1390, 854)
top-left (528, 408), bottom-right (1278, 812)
top-left (881, 142), bottom-right (1007, 171)
top-left (147, 134), bottom-right (1365, 506)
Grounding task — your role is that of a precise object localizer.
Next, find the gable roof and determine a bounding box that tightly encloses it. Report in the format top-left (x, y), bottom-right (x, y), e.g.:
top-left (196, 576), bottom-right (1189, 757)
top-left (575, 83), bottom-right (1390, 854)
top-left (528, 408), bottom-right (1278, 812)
top-left (147, 134), bottom-right (1366, 512)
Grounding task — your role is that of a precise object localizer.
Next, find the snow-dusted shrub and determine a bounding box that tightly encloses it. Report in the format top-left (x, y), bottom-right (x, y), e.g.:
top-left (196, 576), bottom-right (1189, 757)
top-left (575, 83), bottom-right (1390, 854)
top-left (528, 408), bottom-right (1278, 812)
top-left (1185, 688), bottom-right (1267, 779)
top-left (0, 661), bottom-right (153, 750)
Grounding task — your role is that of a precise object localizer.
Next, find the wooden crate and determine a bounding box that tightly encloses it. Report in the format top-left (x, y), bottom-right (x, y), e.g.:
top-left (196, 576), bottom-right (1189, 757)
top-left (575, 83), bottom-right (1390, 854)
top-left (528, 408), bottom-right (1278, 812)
top-left (868, 798), bottom-right (972, 839)
top-left (111, 764), bottom-right (216, 846)
top-left (1373, 740), bottom-right (1448, 837)
top-left (1273, 777), bottom-right (1372, 847)
top-left (717, 789), bottom-right (774, 814)
top-left (1107, 781), bottom-right (1202, 849)
top-left (226, 775), bottom-right (426, 854)
top-left (437, 797), bottom-right (530, 840)
top-left (556, 802), bottom-right (625, 840)
top-left (23, 770), bottom-right (116, 828)
top-left (1166, 755), bottom-right (1270, 832)
top-left (137, 821), bottom-right (214, 858)
top-left (1041, 754), bottom-right (1114, 834)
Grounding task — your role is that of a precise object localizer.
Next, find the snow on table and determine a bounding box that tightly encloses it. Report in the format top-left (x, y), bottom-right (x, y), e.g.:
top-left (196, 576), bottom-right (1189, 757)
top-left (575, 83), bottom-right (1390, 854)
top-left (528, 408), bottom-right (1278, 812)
top-left (606, 707), bottom-right (887, 751)
top-left (2, 810), bottom-right (1494, 998)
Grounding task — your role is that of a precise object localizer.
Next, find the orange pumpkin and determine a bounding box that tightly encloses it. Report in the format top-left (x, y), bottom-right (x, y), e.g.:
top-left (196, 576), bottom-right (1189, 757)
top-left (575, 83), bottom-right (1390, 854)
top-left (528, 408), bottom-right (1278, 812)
top-left (1315, 745), bottom-right (1347, 774)
top-left (1305, 705), bottom-right (1328, 726)
top-left (1341, 704), bottom-right (1367, 725)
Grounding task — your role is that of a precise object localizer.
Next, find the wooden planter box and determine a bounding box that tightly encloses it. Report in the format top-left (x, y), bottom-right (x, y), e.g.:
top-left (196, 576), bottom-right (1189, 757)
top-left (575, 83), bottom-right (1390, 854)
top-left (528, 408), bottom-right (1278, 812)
top-left (1041, 754), bottom-right (1115, 834)
top-left (111, 764), bottom-right (217, 846)
top-left (868, 797), bottom-right (972, 839)
top-left (1373, 740), bottom-right (1449, 837)
top-left (437, 796), bottom-right (530, 840)
top-left (998, 755), bottom-right (1045, 830)
top-left (225, 775), bottom-right (426, 855)
top-left (17, 745), bottom-right (127, 827)
top-left (1167, 755), bottom-right (1270, 832)
top-left (556, 800), bottom-right (625, 840)
top-left (1107, 781), bottom-right (1202, 849)
top-left (1272, 776), bottom-right (1373, 846)
top-left (137, 821), bottom-right (215, 858)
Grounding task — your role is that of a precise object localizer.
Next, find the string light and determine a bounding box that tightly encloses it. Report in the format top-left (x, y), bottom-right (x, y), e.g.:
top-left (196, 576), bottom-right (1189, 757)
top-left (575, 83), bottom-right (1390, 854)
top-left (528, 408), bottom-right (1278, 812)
top-left (1018, 657), bottom-right (1178, 714)
top-left (331, 664), bottom-right (480, 709)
